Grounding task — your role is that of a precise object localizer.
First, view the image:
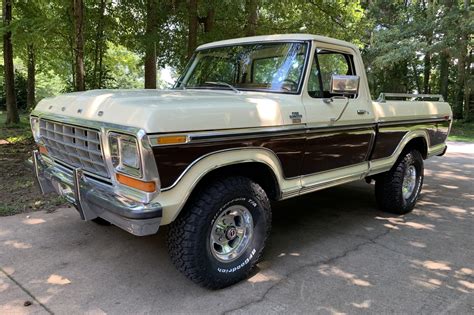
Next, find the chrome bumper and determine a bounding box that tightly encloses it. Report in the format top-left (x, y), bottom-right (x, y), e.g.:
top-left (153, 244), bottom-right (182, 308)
top-left (28, 150), bottom-right (162, 236)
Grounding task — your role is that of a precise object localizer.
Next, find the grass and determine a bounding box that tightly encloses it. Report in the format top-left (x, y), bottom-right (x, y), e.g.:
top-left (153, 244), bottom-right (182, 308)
top-left (0, 111), bottom-right (32, 143)
top-left (0, 110), bottom-right (67, 216)
top-left (448, 121), bottom-right (474, 143)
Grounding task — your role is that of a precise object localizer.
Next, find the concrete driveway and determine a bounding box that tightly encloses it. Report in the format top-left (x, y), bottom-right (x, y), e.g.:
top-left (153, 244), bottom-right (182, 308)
top-left (1, 142), bottom-right (473, 314)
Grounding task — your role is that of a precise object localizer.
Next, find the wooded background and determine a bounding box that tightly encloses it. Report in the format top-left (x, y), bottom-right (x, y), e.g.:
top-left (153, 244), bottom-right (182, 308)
top-left (1, 0), bottom-right (472, 125)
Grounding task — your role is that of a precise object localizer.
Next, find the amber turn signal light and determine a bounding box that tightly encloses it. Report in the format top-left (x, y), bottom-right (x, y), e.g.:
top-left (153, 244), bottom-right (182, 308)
top-left (116, 173), bottom-right (156, 192)
top-left (155, 135), bottom-right (187, 145)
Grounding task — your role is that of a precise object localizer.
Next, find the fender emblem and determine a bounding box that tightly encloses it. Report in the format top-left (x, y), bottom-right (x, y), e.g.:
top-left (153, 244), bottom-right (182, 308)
top-left (289, 112), bottom-right (302, 124)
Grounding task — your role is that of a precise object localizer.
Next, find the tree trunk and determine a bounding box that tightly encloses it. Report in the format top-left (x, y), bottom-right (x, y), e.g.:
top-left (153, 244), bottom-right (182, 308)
top-left (457, 0), bottom-right (470, 120)
top-left (93, 0), bottom-right (106, 89)
top-left (199, 6), bottom-right (214, 33)
top-left (245, 0), bottom-right (258, 36)
top-left (438, 50), bottom-right (449, 102)
top-left (72, 0), bottom-right (86, 91)
top-left (3, 0), bottom-right (19, 125)
top-left (144, 0), bottom-right (158, 89)
top-left (187, 0), bottom-right (198, 59)
top-left (464, 49), bottom-right (473, 122)
top-left (422, 52), bottom-right (431, 94)
top-left (27, 44), bottom-right (36, 109)
top-left (412, 62), bottom-right (422, 93)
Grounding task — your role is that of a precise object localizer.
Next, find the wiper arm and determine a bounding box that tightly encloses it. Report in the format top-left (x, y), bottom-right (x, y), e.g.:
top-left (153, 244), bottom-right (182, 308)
top-left (204, 81), bottom-right (241, 94)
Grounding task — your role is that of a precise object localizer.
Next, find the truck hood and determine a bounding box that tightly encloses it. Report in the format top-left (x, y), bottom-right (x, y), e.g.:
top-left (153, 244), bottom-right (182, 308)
top-left (33, 89), bottom-right (296, 133)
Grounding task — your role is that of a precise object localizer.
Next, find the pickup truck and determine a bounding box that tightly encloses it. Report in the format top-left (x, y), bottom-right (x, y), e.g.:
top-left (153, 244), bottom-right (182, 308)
top-left (29, 34), bottom-right (452, 289)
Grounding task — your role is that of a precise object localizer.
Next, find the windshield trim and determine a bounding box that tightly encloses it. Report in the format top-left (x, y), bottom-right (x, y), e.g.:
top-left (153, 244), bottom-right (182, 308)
top-left (174, 40), bottom-right (312, 96)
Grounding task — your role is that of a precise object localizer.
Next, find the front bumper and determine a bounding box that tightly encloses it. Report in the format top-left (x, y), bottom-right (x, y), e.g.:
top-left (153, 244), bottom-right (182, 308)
top-left (28, 150), bottom-right (162, 236)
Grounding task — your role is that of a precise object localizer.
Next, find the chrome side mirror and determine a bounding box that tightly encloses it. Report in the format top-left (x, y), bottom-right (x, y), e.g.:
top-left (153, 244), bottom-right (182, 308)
top-left (330, 75), bottom-right (360, 95)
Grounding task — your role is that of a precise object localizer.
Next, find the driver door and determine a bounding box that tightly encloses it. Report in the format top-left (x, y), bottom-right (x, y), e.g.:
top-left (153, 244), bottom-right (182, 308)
top-left (301, 43), bottom-right (375, 189)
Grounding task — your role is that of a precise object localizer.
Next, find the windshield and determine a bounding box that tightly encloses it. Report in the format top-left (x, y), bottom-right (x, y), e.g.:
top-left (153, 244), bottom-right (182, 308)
top-left (176, 42), bottom-right (308, 93)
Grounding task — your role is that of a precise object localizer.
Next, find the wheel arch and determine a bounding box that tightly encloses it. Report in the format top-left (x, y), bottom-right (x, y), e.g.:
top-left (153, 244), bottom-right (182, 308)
top-left (368, 129), bottom-right (430, 176)
top-left (402, 136), bottom-right (428, 159)
top-left (157, 148), bottom-right (288, 225)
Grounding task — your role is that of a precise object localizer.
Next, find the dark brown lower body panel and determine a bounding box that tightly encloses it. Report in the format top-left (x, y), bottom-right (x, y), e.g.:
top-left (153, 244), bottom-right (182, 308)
top-left (371, 120), bottom-right (450, 160)
top-left (152, 119), bottom-right (451, 189)
top-left (301, 128), bottom-right (375, 174)
top-left (153, 134), bottom-right (306, 188)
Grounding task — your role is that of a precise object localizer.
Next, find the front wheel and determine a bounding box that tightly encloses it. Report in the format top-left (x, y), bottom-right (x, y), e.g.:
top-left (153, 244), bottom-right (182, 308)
top-left (375, 150), bottom-right (424, 214)
top-left (167, 176), bottom-right (271, 289)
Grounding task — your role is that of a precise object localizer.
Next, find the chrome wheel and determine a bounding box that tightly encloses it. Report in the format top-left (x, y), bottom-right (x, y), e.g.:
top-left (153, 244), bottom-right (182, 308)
top-left (402, 165), bottom-right (417, 200)
top-left (210, 205), bottom-right (253, 263)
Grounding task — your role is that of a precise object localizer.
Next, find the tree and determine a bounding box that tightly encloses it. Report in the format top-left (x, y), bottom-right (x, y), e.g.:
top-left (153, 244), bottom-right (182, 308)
top-left (3, 0), bottom-right (19, 124)
top-left (244, 0), bottom-right (258, 36)
top-left (72, 0), bottom-right (86, 91)
top-left (26, 44), bottom-right (36, 108)
top-left (91, 0), bottom-right (107, 89)
top-left (144, 0), bottom-right (159, 88)
top-left (187, 0), bottom-right (198, 59)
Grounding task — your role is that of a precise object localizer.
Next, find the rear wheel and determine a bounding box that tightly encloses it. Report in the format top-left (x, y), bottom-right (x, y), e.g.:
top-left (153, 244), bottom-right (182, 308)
top-left (375, 150), bottom-right (424, 214)
top-left (167, 176), bottom-right (271, 289)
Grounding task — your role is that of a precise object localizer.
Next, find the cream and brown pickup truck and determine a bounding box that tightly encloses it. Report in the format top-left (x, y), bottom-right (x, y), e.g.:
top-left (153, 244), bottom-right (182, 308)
top-left (29, 34), bottom-right (451, 288)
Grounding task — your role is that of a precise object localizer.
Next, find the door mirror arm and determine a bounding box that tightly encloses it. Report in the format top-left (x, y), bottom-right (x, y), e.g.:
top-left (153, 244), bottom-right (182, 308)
top-left (329, 97), bottom-right (350, 124)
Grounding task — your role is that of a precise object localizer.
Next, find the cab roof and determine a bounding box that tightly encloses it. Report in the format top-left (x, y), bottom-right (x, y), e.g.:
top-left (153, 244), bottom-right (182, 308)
top-left (197, 34), bottom-right (359, 51)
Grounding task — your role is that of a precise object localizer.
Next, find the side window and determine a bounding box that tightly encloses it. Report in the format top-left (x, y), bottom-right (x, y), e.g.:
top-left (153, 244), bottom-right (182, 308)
top-left (308, 49), bottom-right (356, 98)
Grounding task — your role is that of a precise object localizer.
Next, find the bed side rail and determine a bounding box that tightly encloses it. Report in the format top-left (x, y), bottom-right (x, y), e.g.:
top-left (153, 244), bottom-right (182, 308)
top-left (377, 93), bottom-right (445, 103)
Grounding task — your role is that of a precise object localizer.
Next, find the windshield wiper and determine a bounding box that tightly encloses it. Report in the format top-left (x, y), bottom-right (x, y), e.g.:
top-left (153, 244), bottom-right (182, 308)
top-left (204, 81), bottom-right (241, 94)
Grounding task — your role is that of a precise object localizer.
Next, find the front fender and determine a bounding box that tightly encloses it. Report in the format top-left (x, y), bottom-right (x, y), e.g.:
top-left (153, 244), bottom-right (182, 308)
top-left (153, 147), bottom-right (298, 225)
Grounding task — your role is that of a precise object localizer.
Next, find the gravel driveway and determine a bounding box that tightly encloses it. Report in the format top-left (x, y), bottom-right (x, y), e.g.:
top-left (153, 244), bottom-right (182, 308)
top-left (1, 142), bottom-right (473, 314)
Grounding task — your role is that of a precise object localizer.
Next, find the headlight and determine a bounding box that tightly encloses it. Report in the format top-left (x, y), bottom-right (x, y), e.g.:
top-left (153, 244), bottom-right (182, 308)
top-left (109, 133), bottom-right (141, 177)
top-left (30, 116), bottom-right (40, 142)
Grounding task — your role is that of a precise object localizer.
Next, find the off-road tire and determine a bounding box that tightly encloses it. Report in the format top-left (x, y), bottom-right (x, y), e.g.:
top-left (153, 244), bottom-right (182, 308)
top-left (167, 176), bottom-right (272, 289)
top-left (375, 150), bottom-right (424, 214)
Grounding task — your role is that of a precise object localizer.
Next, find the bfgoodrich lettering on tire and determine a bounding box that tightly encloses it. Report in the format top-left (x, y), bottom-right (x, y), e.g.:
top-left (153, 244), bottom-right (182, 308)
top-left (167, 176), bottom-right (271, 289)
top-left (375, 150), bottom-right (424, 214)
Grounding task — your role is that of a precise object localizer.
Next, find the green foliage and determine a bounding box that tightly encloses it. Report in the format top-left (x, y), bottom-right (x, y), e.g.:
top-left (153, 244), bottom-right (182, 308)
top-left (449, 121), bottom-right (474, 143)
top-left (0, 67), bottom-right (28, 111)
top-left (0, 0), bottom-right (472, 120)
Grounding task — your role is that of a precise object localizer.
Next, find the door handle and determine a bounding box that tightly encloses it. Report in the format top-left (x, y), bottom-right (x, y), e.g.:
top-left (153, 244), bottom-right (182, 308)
top-left (357, 109), bottom-right (369, 115)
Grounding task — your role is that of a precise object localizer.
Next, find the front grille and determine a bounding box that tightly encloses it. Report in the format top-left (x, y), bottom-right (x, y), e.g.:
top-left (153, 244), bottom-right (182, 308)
top-left (39, 119), bottom-right (109, 178)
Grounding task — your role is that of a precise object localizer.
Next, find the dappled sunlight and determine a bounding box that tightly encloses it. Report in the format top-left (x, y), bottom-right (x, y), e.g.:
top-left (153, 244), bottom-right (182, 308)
top-left (375, 216), bottom-right (435, 231)
top-left (22, 218), bottom-right (46, 225)
top-left (439, 184), bottom-right (459, 189)
top-left (247, 271), bottom-right (282, 284)
top-left (0, 301), bottom-right (32, 315)
top-left (383, 223), bottom-right (400, 230)
top-left (408, 241), bottom-right (426, 248)
top-left (4, 240), bottom-right (32, 249)
top-left (0, 279), bottom-right (9, 293)
top-left (47, 274), bottom-right (71, 285)
top-left (351, 300), bottom-right (371, 309)
top-left (455, 268), bottom-right (472, 276)
top-left (458, 280), bottom-right (474, 290)
top-left (316, 306), bottom-right (347, 315)
top-left (411, 276), bottom-right (443, 290)
top-left (318, 265), bottom-right (372, 287)
top-left (421, 260), bottom-right (451, 271)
